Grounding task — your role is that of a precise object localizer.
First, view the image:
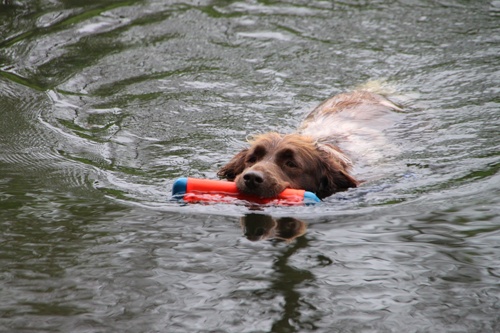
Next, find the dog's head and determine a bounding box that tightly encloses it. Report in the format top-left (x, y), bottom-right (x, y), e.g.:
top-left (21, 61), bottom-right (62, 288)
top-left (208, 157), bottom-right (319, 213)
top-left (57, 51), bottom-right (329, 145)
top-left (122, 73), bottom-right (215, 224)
top-left (217, 133), bottom-right (358, 199)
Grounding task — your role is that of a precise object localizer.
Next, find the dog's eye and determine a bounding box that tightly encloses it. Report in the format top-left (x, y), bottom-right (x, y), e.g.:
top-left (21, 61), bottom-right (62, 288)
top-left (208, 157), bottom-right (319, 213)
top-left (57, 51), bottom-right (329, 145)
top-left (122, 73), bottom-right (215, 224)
top-left (247, 156), bottom-right (257, 164)
top-left (285, 160), bottom-right (298, 168)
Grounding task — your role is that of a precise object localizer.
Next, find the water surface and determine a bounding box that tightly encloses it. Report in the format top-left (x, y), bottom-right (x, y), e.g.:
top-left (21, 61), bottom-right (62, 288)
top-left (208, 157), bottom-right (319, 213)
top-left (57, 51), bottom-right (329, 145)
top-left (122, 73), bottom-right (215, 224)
top-left (1, 0), bottom-right (499, 332)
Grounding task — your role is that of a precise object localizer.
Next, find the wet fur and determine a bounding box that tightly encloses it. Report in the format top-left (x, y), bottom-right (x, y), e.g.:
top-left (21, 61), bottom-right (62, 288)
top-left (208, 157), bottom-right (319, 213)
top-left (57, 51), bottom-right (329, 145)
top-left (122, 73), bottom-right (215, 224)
top-left (218, 90), bottom-right (401, 199)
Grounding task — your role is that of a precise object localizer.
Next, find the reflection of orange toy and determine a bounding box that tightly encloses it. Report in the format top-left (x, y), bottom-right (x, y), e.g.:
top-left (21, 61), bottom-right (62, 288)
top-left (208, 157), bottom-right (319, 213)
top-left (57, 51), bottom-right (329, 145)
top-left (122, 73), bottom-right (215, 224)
top-left (172, 177), bottom-right (320, 205)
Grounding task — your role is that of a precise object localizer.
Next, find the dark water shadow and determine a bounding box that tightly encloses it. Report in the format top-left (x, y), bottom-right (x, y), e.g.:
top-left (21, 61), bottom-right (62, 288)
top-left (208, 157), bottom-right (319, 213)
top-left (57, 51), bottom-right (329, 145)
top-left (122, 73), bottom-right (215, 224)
top-left (241, 213), bottom-right (315, 332)
top-left (240, 213), bottom-right (308, 243)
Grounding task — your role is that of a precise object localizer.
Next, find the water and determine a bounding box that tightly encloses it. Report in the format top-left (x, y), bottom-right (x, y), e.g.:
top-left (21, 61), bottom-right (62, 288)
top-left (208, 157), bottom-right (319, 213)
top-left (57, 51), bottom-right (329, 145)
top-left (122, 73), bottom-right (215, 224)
top-left (1, 0), bottom-right (499, 332)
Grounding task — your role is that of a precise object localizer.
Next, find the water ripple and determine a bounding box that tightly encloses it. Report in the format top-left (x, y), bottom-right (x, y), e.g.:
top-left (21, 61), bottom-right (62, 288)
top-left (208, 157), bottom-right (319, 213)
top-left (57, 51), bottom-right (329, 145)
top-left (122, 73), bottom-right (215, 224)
top-left (1, 1), bottom-right (500, 332)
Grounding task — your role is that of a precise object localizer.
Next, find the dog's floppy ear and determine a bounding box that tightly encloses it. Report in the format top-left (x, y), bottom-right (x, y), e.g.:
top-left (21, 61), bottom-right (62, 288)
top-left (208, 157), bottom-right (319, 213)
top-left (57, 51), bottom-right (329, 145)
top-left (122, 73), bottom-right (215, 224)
top-left (217, 148), bottom-right (249, 181)
top-left (316, 144), bottom-right (358, 199)
top-left (317, 167), bottom-right (358, 199)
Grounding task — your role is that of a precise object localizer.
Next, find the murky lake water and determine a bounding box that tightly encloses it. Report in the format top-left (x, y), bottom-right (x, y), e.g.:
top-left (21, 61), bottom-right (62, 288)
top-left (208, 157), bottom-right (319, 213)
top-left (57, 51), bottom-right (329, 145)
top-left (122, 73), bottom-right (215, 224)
top-left (1, 0), bottom-right (499, 332)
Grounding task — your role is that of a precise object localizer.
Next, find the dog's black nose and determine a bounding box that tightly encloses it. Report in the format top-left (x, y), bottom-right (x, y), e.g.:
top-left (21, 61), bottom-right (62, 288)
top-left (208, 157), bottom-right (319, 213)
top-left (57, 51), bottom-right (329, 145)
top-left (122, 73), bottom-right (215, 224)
top-left (243, 171), bottom-right (264, 189)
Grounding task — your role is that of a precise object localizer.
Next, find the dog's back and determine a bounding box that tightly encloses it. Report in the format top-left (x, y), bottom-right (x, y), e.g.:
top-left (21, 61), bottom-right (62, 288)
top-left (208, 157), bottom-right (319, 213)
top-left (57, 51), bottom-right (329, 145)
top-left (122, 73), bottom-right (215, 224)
top-left (299, 90), bottom-right (402, 168)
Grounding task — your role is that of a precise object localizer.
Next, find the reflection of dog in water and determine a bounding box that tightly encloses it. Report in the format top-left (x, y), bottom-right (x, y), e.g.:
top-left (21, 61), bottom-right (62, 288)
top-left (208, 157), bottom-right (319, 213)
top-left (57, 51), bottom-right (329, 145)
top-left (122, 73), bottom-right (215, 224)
top-left (240, 214), bottom-right (307, 242)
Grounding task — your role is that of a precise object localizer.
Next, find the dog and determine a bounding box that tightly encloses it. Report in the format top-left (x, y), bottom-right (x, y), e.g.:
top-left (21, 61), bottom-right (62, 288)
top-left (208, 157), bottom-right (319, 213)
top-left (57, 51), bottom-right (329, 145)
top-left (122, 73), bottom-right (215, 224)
top-left (217, 90), bottom-right (402, 199)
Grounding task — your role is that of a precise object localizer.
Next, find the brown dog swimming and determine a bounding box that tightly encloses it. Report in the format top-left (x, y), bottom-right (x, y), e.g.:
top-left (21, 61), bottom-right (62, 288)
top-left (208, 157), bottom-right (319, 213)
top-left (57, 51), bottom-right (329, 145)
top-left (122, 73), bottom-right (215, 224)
top-left (218, 90), bottom-right (401, 199)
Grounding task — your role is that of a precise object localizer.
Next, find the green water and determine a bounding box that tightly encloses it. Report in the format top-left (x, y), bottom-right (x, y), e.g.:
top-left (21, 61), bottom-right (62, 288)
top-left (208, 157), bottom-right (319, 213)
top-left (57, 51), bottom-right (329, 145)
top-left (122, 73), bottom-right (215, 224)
top-left (1, 0), bottom-right (499, 332)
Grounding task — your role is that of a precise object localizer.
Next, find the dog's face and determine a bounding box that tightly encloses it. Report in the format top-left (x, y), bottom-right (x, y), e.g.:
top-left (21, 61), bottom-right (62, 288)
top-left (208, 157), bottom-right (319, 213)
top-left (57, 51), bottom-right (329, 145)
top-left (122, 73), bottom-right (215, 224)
top-left (217, 133), bottom-right (358, 199)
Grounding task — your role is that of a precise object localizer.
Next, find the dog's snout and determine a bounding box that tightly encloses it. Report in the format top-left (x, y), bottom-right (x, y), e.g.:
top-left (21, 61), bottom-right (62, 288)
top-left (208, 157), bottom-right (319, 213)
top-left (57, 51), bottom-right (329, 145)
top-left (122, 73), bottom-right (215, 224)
top-left (243, 170), bottom-right (264, 188)
top-left (235, 164), bottom-right (289, 198)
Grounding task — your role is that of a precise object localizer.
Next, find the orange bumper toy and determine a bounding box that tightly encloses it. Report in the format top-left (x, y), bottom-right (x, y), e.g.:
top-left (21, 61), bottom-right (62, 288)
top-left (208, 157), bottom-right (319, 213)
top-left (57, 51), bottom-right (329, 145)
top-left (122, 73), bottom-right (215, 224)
top-left (172, 177), bottom-right (320, 205)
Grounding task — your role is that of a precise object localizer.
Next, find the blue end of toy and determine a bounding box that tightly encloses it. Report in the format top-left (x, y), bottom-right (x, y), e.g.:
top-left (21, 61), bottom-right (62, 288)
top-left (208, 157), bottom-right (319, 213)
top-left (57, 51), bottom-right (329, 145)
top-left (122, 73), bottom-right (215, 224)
top-left (172, 177), bottom-right (188, 197)
top-left (303, 191), bottom-right (321, 204)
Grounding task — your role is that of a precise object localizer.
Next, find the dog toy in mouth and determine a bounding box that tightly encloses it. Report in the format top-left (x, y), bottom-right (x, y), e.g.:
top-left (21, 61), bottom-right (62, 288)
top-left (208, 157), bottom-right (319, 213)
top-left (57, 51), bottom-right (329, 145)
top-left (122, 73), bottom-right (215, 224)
top-left (172, 177), bottom-right (320, 205)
